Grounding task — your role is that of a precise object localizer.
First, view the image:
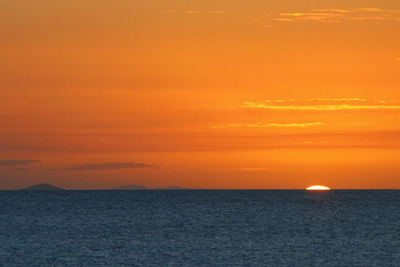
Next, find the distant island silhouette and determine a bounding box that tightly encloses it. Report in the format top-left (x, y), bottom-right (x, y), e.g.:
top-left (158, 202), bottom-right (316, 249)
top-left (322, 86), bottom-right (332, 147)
top-left (22, 183), bottom-right (65, 191)
top-left (17, 183), bottom-right (186, 191)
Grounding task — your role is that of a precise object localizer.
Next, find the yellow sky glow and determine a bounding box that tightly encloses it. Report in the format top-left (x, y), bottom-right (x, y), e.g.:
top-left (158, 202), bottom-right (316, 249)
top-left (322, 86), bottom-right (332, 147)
top-left (1, 0), bottom-right (400, 189)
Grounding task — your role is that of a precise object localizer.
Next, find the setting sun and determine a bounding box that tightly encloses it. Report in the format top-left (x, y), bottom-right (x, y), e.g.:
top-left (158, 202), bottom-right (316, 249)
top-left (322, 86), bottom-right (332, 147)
top-left (306, 185), bottom-right (331, 191)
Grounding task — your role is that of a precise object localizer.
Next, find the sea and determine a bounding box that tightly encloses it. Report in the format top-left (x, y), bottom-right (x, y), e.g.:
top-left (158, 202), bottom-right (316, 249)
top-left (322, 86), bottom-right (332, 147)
top-left (0, 190), bottom-right (399, 266)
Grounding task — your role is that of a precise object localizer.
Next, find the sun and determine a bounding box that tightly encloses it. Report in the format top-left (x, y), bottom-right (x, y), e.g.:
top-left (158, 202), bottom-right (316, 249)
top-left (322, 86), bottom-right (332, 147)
top-left (306, 185), bottom-right (331, 191)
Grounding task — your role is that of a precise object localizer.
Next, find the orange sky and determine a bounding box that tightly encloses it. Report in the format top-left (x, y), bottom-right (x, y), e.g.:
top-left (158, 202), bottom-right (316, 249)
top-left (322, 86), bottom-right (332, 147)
top-left (1, 0), bottom-right (400, 189)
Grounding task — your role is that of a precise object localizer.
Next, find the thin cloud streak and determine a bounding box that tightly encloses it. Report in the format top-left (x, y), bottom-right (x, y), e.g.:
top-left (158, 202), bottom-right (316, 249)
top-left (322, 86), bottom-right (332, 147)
top-left (271, 7), bottom-right (400, 24)
top-left (66, 162), bottom-right (154, 171)
top-left (247, 122), bottom-right (324, 128)
top-left (311, 9), bottom-right (351, 13)
top-left (358, 8), bottom-right (383, 12)
top-left (243, 102), bottom-right (400, 111)
top-left (185, 10), bottom-right (202, 14)
top-left (212, 124), bottom-right (242, 129)
top-left (0, 160), bottom-right (41, 167)
top-left (213, 122), bottom-right (324, 128)
top-left (262, 98), bottom-right (368, 103)
top-left (243, 98), bottom-right (400, 111)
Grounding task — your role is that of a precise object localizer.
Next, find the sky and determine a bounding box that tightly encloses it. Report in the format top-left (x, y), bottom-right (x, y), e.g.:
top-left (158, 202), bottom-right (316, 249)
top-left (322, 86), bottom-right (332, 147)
top-left (1, 0), bottom-right (400, 189)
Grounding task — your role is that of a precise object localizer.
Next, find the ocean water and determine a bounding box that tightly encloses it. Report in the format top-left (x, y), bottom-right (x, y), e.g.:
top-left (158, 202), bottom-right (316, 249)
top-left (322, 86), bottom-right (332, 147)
top-left (0, 190), bottom-right (400, 266)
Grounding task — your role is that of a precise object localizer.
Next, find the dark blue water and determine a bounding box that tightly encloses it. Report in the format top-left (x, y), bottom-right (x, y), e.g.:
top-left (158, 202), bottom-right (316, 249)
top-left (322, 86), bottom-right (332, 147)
top-left (1, 190), bottom-right (400, 266)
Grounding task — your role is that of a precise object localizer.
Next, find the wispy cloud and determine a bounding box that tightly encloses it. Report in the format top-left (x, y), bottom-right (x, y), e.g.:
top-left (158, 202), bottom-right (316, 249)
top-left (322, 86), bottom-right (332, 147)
top-left (280, 13), bottom-right (307, 17)
top-left (213, 122), bottom-right (324, 128)
top-left (243, 98), bottom-right (400, 111)
top-left (212, 123), bottom-right (242, 129)
top-left (357, 8), bottom-right (383, 12)
top-left (268, 8), bottom-right (400, 24)
top-left (66, 162), bottom-right (154, 171)
top-left (185, 10), bottom-right (202, 14)
top-left (262, 98), bottom-right (368, 103)
top-left (0, 160), bottom-right (41, 167)
top-left (243, 103), bottom-right (400, 111)
top-left (312, 98), bottom-right (367, 101)
top-left (247, 122), bottom-right (324, 128)
top-left (275, 18), bottom-right (296, 22)
top-left (311, 9), bottom-right (351, 13)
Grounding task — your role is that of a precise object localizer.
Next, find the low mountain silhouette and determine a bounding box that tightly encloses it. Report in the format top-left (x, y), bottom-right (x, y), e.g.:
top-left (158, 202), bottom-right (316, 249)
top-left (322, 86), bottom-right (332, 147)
top-left (113, 185), bottom-right (148, 190)
top-left (22, 183), bottom-right (65, 191)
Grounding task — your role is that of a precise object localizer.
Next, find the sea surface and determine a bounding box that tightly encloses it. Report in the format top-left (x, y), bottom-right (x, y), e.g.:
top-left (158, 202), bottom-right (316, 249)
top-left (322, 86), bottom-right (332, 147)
top-left (1, 190), bottom-right (400, 266)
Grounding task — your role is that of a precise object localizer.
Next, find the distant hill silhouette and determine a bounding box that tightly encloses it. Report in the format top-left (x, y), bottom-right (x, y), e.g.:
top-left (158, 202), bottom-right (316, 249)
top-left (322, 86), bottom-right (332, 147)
top-left (113, 185), bottom-right (148, 190)
top-left (22, 183), bottom-right (65, 191)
